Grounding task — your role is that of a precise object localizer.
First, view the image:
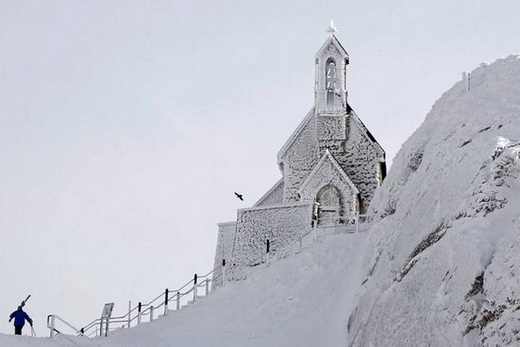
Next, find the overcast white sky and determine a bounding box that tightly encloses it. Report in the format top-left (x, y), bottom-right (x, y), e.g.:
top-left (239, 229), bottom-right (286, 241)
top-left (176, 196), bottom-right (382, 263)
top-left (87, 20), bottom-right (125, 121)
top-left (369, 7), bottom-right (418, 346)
top-left (1, 0), bottom-right (519, 337)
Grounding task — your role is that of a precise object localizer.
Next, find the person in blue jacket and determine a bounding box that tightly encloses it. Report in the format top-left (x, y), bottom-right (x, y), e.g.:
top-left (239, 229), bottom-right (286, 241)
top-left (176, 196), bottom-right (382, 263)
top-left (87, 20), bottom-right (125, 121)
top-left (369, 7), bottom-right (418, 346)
top-left (9, 306), bottom-right (33, 335)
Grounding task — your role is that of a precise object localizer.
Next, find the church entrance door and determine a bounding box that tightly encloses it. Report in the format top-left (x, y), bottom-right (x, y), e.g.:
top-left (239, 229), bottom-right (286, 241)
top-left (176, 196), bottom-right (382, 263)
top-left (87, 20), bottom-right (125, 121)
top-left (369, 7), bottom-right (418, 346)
top-left (316, 185), bottom-right (341, 226)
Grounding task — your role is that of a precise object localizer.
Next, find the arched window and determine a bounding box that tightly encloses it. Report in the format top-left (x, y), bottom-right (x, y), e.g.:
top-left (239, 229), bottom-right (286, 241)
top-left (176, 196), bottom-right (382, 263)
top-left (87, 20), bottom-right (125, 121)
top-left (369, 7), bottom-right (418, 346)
top-left (326, 58), bottom-right (336, 107)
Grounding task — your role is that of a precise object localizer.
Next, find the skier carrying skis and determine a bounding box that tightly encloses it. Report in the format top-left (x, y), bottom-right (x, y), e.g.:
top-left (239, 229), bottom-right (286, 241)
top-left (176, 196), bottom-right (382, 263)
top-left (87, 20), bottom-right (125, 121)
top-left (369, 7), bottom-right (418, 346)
top-left (9, 306), bottom-right (33, 335)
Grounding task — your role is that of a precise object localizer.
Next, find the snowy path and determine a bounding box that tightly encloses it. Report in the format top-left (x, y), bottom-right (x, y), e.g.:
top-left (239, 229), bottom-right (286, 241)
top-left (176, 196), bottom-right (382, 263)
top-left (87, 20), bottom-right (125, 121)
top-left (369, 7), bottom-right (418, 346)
top-left (0, 232), bottom-right (368, 346)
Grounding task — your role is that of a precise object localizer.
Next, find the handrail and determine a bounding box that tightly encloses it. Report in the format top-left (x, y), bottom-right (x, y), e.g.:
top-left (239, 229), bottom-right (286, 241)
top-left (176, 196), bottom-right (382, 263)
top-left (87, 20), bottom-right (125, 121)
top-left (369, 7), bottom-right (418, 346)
top-left (50, 267), bottom-right (219, 338)
top-left (47, 314), bottom-right (84, 338)
top-left (49, 216), bottom-right (373, 339)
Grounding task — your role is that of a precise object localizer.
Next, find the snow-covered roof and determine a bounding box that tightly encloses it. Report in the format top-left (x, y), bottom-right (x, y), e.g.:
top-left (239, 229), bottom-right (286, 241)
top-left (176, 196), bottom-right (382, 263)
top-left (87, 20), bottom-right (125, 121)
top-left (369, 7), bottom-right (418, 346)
top-left (349, 107), bottom-right (385, 158)
top-left (315, 34), bottom-right (349, 60)
top-left (299, 149), bottom-right (359, 195)
top-left (253, 178), bottom-right (284, 207)
top-left (277, 107), bottom-right (315, 162)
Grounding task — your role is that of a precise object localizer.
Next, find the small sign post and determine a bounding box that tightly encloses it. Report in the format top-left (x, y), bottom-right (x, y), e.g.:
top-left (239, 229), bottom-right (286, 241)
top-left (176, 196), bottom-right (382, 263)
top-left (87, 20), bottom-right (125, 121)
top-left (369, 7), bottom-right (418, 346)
top-left (100, 303), bottom-right (114, 337)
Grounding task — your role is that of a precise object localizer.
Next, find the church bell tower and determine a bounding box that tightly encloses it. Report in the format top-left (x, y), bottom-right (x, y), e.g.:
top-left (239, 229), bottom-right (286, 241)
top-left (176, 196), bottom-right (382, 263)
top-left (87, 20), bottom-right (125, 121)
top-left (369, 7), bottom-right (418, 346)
top-left (314, 21), bottom-right (350, 114)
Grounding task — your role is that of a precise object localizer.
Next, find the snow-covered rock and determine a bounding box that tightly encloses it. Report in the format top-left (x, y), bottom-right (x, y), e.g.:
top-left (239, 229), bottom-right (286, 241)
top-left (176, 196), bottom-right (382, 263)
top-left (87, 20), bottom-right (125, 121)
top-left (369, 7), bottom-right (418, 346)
top-left (348, 55), bottom-right (520, 346)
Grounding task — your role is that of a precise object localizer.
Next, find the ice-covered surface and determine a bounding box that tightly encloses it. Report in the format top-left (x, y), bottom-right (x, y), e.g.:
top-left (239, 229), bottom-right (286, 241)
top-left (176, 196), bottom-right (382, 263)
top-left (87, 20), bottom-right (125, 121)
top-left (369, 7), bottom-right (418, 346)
top-left (0, 232), bottom-right (368, 346)
top-left (212, 222), bottom-right (237, 287)
top-left (348, 55), bottom-right (520, 346)
top-left (231, 202), bottom-right (313, 277)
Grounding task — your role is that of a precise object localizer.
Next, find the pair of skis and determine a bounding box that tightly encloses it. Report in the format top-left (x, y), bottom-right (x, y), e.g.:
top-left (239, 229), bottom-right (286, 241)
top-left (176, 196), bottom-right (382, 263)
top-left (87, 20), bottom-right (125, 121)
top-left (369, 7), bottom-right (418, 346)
top-left (20, 295), bottom-right (31, 308)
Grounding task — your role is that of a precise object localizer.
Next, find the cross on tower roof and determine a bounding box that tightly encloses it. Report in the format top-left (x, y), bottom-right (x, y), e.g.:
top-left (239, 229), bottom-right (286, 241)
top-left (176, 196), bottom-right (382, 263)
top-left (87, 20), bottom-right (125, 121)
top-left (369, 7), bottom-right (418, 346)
top-left (326, 19), bottom-right (337, 35)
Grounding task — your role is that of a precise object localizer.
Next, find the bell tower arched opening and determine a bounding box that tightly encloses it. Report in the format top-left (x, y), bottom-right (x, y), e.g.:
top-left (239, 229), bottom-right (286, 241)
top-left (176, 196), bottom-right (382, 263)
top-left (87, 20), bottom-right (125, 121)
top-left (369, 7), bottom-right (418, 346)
top-left (325, 58), bottom-right (336, 108)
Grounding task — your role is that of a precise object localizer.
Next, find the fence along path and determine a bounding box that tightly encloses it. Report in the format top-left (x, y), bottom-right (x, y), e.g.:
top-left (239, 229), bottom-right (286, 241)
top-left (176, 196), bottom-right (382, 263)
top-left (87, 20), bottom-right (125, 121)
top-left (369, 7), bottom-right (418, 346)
top-left (47, 214), bottom-right (373, 338)
top-left (47, 270), bottom-right (222, 338)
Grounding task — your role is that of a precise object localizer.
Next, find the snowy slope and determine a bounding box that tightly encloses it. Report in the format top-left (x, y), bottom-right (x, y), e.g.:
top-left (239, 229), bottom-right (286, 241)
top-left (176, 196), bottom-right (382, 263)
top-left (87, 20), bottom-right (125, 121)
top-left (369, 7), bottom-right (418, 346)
top-left (0, 232), bottom-right (368, 346)
top-left (348, 56), bottom-right (520, 346)
top-left (4, 56), bottom-right (520, 347)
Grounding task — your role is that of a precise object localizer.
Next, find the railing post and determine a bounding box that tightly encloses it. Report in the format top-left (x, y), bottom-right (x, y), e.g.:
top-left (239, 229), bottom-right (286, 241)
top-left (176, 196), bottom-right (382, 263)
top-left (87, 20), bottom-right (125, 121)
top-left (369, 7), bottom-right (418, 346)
top-left (105, 317), bottom-right (109, 337)
top-left (266, 239), bottom-right (270, 267)
top-left (150, 306), bottom-right (154, 322)
top-left (137, 302), bottom-right (142, 325)
top-left (176, 291), bottom-right (181, 310)
top-left (164, 289), bottom-right (169, 316)
top-left (222, 259), bottom-right (226, 286)
top-left (205, 279), bottom-right (210, 296)
top-left (99, 318), bottom-right (104, 337)
top-left (128, 300), bottom-right (132, 328)
top-left (49, 315), bottom-right (55, 338)
top-left (193, 274), bottom-right (198, 302)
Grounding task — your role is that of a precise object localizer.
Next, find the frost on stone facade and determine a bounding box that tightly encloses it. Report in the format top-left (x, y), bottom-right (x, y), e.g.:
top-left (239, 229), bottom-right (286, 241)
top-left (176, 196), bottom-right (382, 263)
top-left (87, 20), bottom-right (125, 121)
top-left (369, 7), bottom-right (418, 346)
top-left (213, 31), bottom-right (386, 282)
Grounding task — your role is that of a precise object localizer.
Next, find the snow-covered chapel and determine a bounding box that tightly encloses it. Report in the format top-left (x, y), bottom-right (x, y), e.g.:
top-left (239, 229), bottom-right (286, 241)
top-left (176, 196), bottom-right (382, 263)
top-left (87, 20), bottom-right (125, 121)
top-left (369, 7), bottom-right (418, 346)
top-left (214, 25), bottom-right (386, 281)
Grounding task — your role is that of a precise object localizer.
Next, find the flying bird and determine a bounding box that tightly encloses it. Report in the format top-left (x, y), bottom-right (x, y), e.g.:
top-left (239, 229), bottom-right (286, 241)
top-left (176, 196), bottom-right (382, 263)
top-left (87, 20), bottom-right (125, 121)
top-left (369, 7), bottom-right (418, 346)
top-left (234, 192), bottom-right (244, 201)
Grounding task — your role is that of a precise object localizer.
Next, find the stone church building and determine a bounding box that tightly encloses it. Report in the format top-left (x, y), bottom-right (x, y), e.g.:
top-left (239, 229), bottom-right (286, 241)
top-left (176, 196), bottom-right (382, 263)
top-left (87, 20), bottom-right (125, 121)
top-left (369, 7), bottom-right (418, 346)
top-left (213, 27), bottom-right (385, 281)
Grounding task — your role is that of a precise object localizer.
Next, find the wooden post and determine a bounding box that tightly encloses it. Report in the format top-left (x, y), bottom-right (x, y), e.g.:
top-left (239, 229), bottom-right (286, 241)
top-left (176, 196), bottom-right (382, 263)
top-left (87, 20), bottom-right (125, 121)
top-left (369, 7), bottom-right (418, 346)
top-left (222, 258), bottom-right (226, 286)
top-left (128, 300), bottom-right (132, 328)
top-left (164, 289), bottom-right (169, 316)
top-left (266, 239), bottom-right (270, 267)
top-left (49, 316), bottom-right (55, 338)
top-left (193, 274), bottom-right (198, 302)
top-left (137, 302), bottom-right (142, 325)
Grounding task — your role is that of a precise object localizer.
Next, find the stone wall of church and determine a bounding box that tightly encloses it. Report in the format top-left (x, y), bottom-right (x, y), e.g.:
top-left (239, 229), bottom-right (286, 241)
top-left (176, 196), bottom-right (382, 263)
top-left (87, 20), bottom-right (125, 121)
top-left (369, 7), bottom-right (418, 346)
top-left (229, 202), bottom-right (313, 279)
top-left (333, 117), bottom-right (384, 212)
top-left (281, 114), bottom-right (320, 202)
top-left (212, 222), bottom-right (237, 287)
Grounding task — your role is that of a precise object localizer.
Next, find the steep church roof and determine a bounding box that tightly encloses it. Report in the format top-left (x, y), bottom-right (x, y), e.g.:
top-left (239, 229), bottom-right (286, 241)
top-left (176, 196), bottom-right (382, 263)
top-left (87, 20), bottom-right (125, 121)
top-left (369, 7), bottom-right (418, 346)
top-left (315, 34), bottom-right (349, 61)
top-left (277, 107), bottom-right (316, 162)
top-left (299, 149), bottom-right (359, 196)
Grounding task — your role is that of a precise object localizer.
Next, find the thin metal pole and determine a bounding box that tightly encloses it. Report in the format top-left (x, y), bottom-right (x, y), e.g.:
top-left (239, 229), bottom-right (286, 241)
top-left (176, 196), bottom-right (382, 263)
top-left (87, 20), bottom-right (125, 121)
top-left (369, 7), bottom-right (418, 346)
top-left (193, 274), bottom-right (198, 302)
top-left (222, 259), bottom-right (226, 286)
top-left (205, 279), bottom-right (210, 296)
top-left (137, 302), bottom-right (142, 325)
top-left (164, 289), bottom-right (169, 316)
top-left (176, 292), bottom-right (181, 310)
top-left (50, 316), bottom-right (55, 338)
top-left (150, 306), bottom-right (154, 322)
top-left (128, 300), bottom-right (131, 328)
top-left (266, 239), bottom-right (270, 267)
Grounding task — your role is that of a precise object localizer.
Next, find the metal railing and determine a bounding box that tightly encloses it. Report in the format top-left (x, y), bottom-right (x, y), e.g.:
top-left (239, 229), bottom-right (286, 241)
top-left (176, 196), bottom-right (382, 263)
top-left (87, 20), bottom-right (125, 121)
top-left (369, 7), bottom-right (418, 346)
top-left (47, 213), bottom-right (374, 339)
top-left (47, 269), bottom-right (223, 338)
top-left (271, 213), bottom-right (374, 264)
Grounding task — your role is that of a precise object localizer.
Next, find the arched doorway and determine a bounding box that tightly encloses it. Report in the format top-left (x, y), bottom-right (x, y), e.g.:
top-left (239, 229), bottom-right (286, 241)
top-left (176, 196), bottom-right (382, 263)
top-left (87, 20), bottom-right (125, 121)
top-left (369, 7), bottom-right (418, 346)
top-left (316, 185), bottom-right (341, 226)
